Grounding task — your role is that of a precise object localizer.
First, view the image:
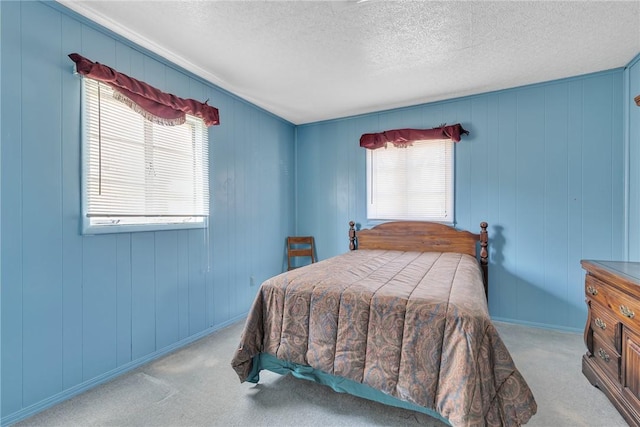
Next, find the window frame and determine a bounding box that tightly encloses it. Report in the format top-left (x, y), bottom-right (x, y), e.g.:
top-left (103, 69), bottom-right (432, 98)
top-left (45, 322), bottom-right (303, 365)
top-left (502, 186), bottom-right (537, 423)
top-left (80, 78), bottom-right (210, 235)
top-left (365, 138), bottom-right (455, 224)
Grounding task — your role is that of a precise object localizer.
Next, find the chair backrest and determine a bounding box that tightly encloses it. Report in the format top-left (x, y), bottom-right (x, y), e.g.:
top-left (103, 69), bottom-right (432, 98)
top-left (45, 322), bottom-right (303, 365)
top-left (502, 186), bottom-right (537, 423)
top-left (287, 236), bottom-right (316, 271)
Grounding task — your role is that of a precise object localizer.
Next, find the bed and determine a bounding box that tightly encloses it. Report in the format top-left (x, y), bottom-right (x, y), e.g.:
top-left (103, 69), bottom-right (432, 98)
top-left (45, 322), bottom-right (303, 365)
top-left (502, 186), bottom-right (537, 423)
top-left (231, 221), bottom-right (537, 426)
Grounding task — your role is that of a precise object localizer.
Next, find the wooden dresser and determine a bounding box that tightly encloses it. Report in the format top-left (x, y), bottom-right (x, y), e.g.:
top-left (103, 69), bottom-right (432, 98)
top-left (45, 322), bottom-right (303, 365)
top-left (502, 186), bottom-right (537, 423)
top-left (582, 260), bottom-right (640, 426)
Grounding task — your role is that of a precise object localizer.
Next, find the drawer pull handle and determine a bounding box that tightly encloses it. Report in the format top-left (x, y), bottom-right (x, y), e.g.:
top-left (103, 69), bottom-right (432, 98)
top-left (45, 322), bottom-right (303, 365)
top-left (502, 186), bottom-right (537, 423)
top-left (587, 286), bottom-right (598, 296)
top-left (619, 305), bottom-right (635, 319)
top-left (598, 348), bottom-right (610, 363)
top-left (595, 318), bottom-right (607, 329)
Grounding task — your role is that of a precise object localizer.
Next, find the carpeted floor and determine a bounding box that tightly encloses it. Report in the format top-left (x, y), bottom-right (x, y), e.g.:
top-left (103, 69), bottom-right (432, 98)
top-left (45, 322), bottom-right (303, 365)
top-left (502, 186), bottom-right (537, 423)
top-left (15, 320), bottom-right (628, 426)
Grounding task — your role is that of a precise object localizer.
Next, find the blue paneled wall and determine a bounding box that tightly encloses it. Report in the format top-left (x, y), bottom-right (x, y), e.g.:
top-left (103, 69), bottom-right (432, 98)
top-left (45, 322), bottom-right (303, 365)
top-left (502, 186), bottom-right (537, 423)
top-left (1, 1), bottom-right (295, 423)
top-left (296, 71), bottom-right (627, 332)
top-left (627, 56), bottom-right (640, 260)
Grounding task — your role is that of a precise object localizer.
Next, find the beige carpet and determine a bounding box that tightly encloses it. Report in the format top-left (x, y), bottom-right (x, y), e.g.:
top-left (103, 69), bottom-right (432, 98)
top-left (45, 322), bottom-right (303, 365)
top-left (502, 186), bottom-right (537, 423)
top-left (15, 320), bottom-right (627, 426)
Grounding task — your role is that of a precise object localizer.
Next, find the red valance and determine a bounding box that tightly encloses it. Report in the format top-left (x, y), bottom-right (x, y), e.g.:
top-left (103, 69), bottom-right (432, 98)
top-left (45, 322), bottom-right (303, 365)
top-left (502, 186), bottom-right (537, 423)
top-left (360, 124), bottom-right (468, 149)
top-left (69, 53), bottom-right (219, 127)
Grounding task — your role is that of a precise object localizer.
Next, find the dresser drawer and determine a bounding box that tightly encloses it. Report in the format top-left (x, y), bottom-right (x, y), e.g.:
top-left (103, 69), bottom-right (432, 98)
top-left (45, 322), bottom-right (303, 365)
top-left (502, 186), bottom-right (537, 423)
top-left (593, 333), bottom-right (621, 384)
top-left (585, 275), bottom-right (610, 305)
top-left (603, 286), bottom-right (640, 330)
top-left (591, 301), bottom-right (620, 351)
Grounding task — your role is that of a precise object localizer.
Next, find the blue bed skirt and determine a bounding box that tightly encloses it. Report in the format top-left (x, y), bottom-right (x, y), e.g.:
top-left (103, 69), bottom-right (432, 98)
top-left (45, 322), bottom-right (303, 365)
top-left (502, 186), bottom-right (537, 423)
top-left (246, 353), bottom-right (451, 426)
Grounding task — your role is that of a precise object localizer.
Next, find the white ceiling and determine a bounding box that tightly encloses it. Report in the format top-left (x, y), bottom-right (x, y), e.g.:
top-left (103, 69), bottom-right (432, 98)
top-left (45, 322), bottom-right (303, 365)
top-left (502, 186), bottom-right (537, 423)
top-left (58, 1), bottom-right (640, 125)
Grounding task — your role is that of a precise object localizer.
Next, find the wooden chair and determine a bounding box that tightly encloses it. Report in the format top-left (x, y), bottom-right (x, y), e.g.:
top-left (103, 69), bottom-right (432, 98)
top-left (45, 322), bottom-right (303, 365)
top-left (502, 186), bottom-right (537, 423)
top-left (287, 236), bottom-right (316, 271)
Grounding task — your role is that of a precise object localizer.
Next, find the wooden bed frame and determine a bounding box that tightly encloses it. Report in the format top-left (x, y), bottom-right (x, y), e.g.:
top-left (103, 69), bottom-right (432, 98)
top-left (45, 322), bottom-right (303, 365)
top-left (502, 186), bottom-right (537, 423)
top-left (232, 220), bottom-right (537, 426)
top-left (348, 221), bottom-right (489, 296)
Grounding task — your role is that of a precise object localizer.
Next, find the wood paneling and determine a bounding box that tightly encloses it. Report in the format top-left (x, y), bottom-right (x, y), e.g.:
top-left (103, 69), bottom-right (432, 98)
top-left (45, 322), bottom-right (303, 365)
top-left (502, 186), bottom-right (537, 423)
top-left (61, 11), bottom-right (85, 392)
top-left (0, 1), bottom-right (295, 422)
top-left (1, 1), bottom-right (25, 416)
top-left (628, 59), bottom-right (640, 261)
top-left (82, 236), bottom-right (118, 380)
top-left (21, 2), bottom-right (64, 406)
top-left (131, 232), bottom-right (156, 360)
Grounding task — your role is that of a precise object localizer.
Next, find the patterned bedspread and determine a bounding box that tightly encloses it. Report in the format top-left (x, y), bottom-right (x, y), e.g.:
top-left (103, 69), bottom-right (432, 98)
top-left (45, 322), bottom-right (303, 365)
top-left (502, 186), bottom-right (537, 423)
top-left (231, 250), bottom-right (537, 426)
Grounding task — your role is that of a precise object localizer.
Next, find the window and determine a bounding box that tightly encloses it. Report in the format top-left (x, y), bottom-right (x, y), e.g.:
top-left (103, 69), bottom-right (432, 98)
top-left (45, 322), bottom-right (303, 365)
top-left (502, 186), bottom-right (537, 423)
top-left (82, 78), bottom-right (209, 234)
top-left (366, 139), bottom-right (454, 222)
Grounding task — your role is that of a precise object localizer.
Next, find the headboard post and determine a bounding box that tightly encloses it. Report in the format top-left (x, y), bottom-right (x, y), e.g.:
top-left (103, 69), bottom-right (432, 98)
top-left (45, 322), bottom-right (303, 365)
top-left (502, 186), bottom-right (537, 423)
top-left (349, 221), bottom-right (356, 250)
top-left (480, 221), bottom-right (489, 297)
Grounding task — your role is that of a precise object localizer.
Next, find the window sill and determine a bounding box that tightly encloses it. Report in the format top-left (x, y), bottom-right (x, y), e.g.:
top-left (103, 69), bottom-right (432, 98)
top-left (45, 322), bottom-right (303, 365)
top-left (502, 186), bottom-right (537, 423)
top-left (82, 220), bottom-right (208, 235)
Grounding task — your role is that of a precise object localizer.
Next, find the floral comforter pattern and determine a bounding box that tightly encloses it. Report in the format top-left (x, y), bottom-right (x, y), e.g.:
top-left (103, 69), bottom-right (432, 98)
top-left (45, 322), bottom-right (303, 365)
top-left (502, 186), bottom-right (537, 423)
top-left (231, 250), bottom-right (536, 426)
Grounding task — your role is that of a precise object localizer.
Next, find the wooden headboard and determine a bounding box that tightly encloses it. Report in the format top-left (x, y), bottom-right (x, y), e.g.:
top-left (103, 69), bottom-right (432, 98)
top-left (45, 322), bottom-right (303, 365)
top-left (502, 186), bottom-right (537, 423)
top-left (348, 221), bottom-right (489, 294)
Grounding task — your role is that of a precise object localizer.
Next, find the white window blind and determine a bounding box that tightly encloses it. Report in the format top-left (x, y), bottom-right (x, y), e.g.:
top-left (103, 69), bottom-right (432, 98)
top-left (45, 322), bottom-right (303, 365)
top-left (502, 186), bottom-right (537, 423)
top-left (366, 139), bottom-right (453, 222)
top-left (82, 78), bottom-right (209, 233)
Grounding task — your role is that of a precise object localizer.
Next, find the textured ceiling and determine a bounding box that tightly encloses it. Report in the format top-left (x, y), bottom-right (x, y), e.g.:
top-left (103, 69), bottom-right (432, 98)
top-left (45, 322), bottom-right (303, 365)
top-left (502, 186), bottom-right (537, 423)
top-left (58, 1), bottom-right (640, 125)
